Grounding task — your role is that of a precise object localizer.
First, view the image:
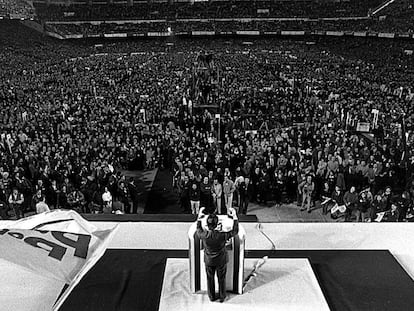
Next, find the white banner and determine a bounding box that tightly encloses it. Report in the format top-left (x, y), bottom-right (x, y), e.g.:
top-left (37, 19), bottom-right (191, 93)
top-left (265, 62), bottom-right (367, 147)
top-left (104, 33), bottom-right (127, 38)
top-left (191, 31), bottom-right (215, 36)
top-left (353, 32), bottom-right (367, 37)
top-left (281, 31), bottom-right (305, 36)
top-left (236, 31), bottom-right (260, 35)
top-left (326, 31), bottom-right (344, 36)
top-left (378, 32), bottom-right (395, 38)
top-left (356, 122), bottom-right (371, 132)
top-left (0, 210), bottom-right (117, 311)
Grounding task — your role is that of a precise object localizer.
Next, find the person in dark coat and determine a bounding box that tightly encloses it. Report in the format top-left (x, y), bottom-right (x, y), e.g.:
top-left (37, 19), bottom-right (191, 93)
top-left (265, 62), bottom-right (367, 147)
top-left (250, 167), bottom-right (261, 202)
top-left (196, 207), bottom-right (239, 302)
top-left (258, 169), bottom-right (270, 205)
top-left (238, 177), bottom-right (249, 215)
top-left (180, 175), bottom-right (191, 213)
top-left (128, 177), bottom-right (139, 214)
top-left (0, 199), bottom-right (9, 220)
top-left (200, 176), bottom-right (213, 213)
top-left (189, 181), bottom-right (201, 215)
top-left (9, 188), bottom-right (25, 219)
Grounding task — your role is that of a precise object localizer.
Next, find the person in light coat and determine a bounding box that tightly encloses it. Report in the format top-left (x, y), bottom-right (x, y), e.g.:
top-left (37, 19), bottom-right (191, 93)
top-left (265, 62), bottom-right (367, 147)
top-left (223, 175), bottom-right (235, 212)
top-left (212, 178), bottom-right (223, 214)
top-left (36, 196), bottom-right (50, 214)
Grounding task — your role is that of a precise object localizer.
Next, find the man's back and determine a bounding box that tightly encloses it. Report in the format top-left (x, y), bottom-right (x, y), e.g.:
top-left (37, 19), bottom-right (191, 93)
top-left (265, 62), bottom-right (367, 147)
top-left (197, 219), bottom-right (239, 267)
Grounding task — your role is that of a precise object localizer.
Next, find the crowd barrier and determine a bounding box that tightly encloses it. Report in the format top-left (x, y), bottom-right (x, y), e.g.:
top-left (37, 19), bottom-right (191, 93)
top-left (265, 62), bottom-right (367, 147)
top-left (57, 30), bottom-right (414, 40)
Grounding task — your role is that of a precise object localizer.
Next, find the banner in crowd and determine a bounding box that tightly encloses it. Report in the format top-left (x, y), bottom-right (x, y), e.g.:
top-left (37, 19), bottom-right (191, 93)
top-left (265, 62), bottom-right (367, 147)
top-left (0, 210), bottom-right (118, 311)
top-left (356, 122), bottom-right (371, 132)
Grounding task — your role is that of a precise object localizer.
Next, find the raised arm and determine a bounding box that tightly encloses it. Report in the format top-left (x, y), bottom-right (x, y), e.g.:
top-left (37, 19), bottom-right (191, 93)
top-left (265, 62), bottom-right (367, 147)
top-left (225, 207), bottom-right (239, 240)
top-left (196, 207), bottom-right (208, 239)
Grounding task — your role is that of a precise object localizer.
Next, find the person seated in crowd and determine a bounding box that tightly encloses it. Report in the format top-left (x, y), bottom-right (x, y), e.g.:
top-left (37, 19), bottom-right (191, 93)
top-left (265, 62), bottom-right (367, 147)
top-left (370, 192), bottom-right (387, 222)
top-left (67, 189), bottom-right (86, 213)
top-left (319, 182), bottom-right (333, 215)
top-left (330, 185), bottom-right (347, 219)
top-left (394, 191), bottom-right (411, 222)
top-left (8, 188), bottom-right (24, 219)
top-left (343, 186), bottom-right (359, 221)
top-left (383, 203), bottom-right (400, 222)
top-left (356, 190), bottom-right (371, 222)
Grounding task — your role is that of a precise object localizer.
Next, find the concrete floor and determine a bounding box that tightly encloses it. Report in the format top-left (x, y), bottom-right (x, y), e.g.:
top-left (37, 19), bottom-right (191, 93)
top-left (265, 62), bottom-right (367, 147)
top-left (246, 202), bottom-right (335, 223)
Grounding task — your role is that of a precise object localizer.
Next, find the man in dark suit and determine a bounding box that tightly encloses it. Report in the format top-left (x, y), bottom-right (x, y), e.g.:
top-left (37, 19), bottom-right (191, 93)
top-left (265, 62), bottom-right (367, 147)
top-left (196, 207), bottom-right (239, 302)
top-left (0, 199), bottom-right (9, 220)
top-left (128, 177), bottom-right (139, 214)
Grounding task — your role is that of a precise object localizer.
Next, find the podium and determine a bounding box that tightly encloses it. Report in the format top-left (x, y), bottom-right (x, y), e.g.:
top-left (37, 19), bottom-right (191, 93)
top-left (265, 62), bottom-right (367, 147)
top-left (188, 216), bottom-right (246, 294)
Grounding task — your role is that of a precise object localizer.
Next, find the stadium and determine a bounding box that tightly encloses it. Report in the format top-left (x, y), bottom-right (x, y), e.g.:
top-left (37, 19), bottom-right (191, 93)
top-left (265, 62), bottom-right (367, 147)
top-left (0, 0), bottom-right (414, 310)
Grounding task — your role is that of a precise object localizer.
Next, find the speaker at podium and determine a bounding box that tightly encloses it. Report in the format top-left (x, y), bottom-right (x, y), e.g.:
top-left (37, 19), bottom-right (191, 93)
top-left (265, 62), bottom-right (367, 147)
top-left (188, 214), bottom-right (246, 295)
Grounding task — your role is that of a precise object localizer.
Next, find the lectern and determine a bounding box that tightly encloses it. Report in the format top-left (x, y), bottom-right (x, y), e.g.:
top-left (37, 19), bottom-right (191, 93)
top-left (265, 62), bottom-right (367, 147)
top-left (188, 215), bottom-right (246, 294)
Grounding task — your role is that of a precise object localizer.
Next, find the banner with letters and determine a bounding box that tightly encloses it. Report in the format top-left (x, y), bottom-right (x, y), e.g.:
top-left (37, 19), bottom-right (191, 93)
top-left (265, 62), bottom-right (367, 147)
top-left (0, 210), bottom-right (117, 311)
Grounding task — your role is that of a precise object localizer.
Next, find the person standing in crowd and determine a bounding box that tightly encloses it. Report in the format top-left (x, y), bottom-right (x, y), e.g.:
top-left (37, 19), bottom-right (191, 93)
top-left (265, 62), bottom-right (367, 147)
top-left (299, 175), bottom-right (314, 213)
top-left (102, 186), bottom-right (113, 213)
top-left (180, 175), bottom-right (191, 213)
top-left (285, 170), bottom-right (298, 204)
top-left (59, 185), bottom-right (68, 210)
top-left (8, 188), bottom-right (24, 219)
top-left (196, 207), bottom-right (239, 303)
top-left (223, 174), bottom-right (235, 212)
top-left (31, 189), bottom-right (44, 212)
top-left (200, 176), bottom-right (213, 213)
top-left (251, 167), bottom-right (261, 203)
top-left (128, 177), bottom-right (139, 214)
top-left (118, 182), bottom-right (130, 213)
top-left (190, 180), bottom-right (201, 215)
top-left (15, 173), bottom-right (32, 213)
top-left (49, 180), bottom-right (60, 210)
top-left (212, 178), bottom-right (223, 214)
top-left (272, 170), bottom-right (285, 207)
top-left (234, 170), bottom-right (245, 208)
top-left (258, 168), bottom-right (270, 205)
top-left (239, 176), bottom-right (249, 215)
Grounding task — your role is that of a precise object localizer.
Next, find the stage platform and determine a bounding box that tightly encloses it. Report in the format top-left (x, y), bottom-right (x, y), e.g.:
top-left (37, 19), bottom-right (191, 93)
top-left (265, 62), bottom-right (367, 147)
top-left (81, 213), bottom-right (258, 222)
top-left (1, 219), bottom-right (414, 311)
top-left (160, 258), bottom-right (330, 311)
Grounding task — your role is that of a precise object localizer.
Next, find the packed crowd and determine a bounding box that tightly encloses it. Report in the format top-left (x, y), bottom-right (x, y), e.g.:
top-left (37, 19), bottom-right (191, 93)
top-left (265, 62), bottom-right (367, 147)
top-left (1, 20), bottom-right (414, 222)
top-left (0, 0), bottom-right (35, 19)
top-left (45, 1), bottom-right (414, 36)
top-left (47, 16), bottom-right (414, 38)
top-left (35, 0), bottom-right (384, 21)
